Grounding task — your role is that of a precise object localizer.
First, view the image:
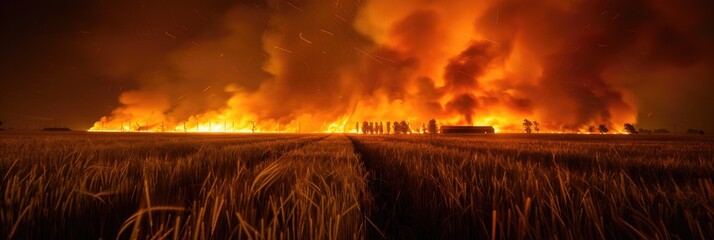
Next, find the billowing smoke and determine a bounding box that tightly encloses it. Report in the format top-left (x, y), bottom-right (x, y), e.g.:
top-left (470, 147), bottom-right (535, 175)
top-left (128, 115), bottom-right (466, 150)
top-left (91, 0), bottom-right (712, 132)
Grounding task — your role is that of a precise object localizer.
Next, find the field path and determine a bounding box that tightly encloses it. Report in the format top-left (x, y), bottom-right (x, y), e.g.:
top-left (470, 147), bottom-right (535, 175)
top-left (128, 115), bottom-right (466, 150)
top-left (346, 135), bottom-right (418, 239)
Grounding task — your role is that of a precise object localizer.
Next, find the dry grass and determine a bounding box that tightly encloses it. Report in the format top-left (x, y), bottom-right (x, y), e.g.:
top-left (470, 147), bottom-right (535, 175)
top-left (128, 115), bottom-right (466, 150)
top-left (1, 132), bottom-right (368, 239)
top-left (349, 134), bottom-right (714, 239)
top-left (1, 132), bottom-right (713, 239)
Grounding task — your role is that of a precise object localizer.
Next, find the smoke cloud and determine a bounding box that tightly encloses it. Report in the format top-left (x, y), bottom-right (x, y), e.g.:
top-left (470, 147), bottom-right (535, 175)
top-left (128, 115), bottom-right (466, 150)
top-left (90, 0), bottom-right (714, 132)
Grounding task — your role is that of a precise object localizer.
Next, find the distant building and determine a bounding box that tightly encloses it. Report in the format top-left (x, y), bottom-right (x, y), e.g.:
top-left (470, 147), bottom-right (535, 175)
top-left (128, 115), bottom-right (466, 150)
top-left (441, 126), bottom-right (495, 134)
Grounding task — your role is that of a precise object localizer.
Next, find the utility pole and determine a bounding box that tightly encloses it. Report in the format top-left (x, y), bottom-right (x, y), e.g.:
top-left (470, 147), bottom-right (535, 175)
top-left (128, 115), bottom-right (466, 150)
top-left (183, 122), bottom-right (187, 133)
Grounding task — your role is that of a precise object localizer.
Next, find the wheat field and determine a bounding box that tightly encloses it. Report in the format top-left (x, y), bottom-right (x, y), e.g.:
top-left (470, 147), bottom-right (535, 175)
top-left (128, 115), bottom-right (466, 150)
top-left (1, 132), bottom-right (712, 239)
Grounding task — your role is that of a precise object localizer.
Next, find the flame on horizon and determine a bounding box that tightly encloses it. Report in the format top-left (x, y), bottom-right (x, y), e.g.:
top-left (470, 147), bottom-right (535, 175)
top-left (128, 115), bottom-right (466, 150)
top-left (89, 0), bottom-right (705, 133)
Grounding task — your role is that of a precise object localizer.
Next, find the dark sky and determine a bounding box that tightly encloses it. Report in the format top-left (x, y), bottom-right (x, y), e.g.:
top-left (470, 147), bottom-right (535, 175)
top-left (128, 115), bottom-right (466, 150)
top-left (0, 0), bottom-right (238, 129)
top-left (1, 0), bottom-right (713, 132)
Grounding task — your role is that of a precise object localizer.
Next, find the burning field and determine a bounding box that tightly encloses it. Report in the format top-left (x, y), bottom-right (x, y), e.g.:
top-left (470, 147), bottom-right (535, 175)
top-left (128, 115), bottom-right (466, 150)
top-left (1, 132), bottom-right (713, 239)
top-left (1, 0), bottom-right (713, 239)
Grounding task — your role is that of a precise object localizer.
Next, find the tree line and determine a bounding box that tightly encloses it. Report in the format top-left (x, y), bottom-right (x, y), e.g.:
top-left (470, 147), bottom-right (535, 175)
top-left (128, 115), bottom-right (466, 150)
top-left (357, 119), bottom-right (439, 134)
top-left (522, 119), bottom-right (704, 134)
top-left (523, 118), bottom-right (625, 134)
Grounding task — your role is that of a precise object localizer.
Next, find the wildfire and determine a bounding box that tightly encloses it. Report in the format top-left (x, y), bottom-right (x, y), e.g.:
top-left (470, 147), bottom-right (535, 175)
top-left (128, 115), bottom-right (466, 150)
top-left (88, 0), bottom-right (662, 134)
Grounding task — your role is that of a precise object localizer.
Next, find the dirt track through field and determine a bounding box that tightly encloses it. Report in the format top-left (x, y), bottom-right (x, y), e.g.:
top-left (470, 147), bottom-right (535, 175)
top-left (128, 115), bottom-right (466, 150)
top-left (347, 135), bottom-right (418, 239)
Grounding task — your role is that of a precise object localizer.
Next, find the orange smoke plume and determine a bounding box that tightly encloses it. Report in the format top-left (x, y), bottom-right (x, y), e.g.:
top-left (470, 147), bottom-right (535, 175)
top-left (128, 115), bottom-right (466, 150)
top-left (91, 0), bottom-right (707, 133)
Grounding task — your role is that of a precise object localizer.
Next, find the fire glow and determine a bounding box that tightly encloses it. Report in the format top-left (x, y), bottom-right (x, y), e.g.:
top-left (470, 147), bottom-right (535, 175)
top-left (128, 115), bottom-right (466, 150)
top-left (88, 0), bottom-right (702, 134)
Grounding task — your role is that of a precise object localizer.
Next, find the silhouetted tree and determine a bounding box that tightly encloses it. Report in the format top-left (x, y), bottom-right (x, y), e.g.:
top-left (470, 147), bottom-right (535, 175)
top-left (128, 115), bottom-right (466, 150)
top-left (598, 124), bottom-right (609, 134)
top-left (561, 123), bottom-right (578, 133)
top-left (378, 122), bottom-right (384, 134)
top-left (386, 122), bottom-right (391, 134)
top-left (393, 121), bottom-right (401, 134)
top-left (251, 121), bottom-right (257, 133)
top-left (624, 123), bottom-right (638, 134)
top-left (523, 119), bottom-right (533, 134)
top-left (428, 119), bottom-right (438, 134)
top-left (400, 121), bottom-right (410, 134)
top-left (587, 126), bottom-right (596, 133)
top-left (362, 121), bottom-right (369, 134)
top-left (533, 121), bottom-right (540, 133)
top-left (355, 122), bottom-right (359, 133)
top-left (421, 123), bottom-right (426, 134)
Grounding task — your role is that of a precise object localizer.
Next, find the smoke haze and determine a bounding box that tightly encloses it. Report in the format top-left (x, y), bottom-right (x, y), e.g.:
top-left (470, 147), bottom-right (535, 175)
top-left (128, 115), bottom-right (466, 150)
top-left (1, 0), bottom-right (712, 132)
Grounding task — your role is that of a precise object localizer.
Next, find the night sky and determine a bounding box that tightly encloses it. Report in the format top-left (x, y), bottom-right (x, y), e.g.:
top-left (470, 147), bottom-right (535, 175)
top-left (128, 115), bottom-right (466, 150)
top-left (1, 0), bottom-right (713, 132)
top-left (1, 0), bottom-right (237, 129)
